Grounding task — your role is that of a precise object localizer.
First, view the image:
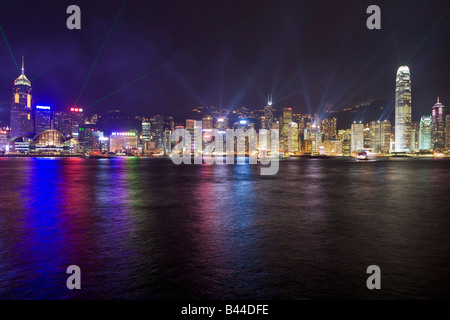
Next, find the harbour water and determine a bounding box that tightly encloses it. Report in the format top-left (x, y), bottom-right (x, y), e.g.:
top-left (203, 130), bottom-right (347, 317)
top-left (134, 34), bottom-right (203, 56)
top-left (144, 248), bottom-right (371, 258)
top-left (0, 157), bottom-right (449, 299)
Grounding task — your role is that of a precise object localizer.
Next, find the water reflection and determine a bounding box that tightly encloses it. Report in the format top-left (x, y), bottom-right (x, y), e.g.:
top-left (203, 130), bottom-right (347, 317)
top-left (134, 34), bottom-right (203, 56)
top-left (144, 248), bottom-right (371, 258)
top-left (1, 158), bottom-right (450, 299)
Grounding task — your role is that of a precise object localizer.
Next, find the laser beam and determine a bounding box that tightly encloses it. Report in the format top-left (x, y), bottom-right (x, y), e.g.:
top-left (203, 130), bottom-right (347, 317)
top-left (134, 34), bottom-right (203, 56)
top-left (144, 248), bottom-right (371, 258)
top-left (406, 6), bottom-right (450, 64)
top-left (85, 0), bottom-right (287, 110)
top-left (74, 0), bottom-right (128, 108)
top-left (31, 0), bottom-right (164, 81)
top-left (0, 24), bottom-right (19, 74)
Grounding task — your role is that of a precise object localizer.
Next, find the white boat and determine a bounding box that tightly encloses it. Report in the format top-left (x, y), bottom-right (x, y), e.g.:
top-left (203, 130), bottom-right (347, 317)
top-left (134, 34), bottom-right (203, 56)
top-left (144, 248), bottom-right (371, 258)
top-left (357, 150), bottom-right (377, 160)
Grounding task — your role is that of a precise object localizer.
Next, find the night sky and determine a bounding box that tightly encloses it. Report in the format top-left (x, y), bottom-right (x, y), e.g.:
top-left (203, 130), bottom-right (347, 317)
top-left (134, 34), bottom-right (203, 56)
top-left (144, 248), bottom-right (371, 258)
top-left (0, 0), bottom-right (449, 121)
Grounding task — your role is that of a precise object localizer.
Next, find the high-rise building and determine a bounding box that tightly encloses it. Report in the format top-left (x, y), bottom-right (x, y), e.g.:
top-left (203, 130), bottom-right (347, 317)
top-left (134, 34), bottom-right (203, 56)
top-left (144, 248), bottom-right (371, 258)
top-left (288, 122), bottom-right (299, 154)
top-left (281, 107), bottom-right (292, 152)
top-left (351, 122), bottom-right (364, 154)
top-left (215, 117), bottom-right (228, 131)
top-left (263, 94), bottom-right (274, 130)
top-left (419, 115), bottom-right (433, 151)
top-left (432, 97), bottom-right (445, 149)
top-left (446, 114), bottom-right (450, 149)
top-left (77, 125), bottom-right (95, 153)
top-left (411, 122), bottom-right (420, 152)
top-left (52, 111), bottom-right (73, 137)
top-left (395, 65), bottom-right (412, 152)
top-left (363, 124), bottom-right (370, 149)
top-left (380, 120), bottom-right (391, 154)
top-left (109, 131), bottom-right (139, 153)
top-left (142, 122), bottom-right (151, 142)
top-left (322, 140), bottom-right (343, 156)
top-left (35, 105), bottom-right (52, 134)
top-left (70, 107), bottom-right (84, 139)
top-left (163, 129), bottom-right (172, 155)
top-left (202, 115), bottom-right (213, 130)
top-left (151, 115), bottom-right (164, 149)
top-left (321, 117), bottom-right (337, 140)
top-left (10, 57), bottom-right (33, 138)
top-left (369, 121), bottom-right (381, 153)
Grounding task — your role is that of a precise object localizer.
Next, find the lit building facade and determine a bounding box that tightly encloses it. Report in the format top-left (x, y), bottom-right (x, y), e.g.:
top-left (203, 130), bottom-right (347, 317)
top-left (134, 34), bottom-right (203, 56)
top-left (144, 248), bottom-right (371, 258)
top-left (446, 115), bottom-right (450, 149)
top-left (419, 115), bottom-right (433, 151)
top-left (432, 97), bottom-right (445, 149)
top-left (288, 122), bottom-right (299, 154)
top-left (395, 65), bottom-right (412, 152)
top-left (10, 58), bottom-right (33, 138)
top-left (281, 108), bottom-right (292, 153)
top-left (351, 123), bottom-right (364, 154)
top-left (109, 132), bottom-right (139, 153)
top-left (151, 115), bottom-right (164, 149)
top-left (52, 111), bottom-right (73, 137)
top-left (35, 105), bottom-right (52, 134)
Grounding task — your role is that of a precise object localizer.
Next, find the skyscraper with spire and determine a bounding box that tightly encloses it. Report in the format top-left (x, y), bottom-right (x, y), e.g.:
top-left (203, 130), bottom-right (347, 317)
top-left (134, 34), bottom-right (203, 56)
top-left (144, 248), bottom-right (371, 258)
top-left (10, 57), bottom-right (33, 138)
top-left (263, 94), bottom-right (274, 130)
top-left (394, 65), bottom-right (412, 152)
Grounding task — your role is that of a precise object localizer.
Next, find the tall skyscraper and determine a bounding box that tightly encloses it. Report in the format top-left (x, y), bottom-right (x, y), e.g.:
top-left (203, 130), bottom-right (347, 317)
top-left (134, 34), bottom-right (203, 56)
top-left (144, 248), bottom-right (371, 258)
top-left (263, 94), bottom-right (274, 130)
top-left (35, 105), bottom-right (52, 134)
top-left (351, 122), bottom-right (364, 154)
top-left (52, 111), bottom-right (73, 137)
top-left (142, 122), bottom-right (151, 142)
top-left (380, 120), bottom-right (391, 154)
top-left (419, 115), bottom-right (433, 151)
top-left (10, 57), bottom-right (33, 137)
top-left (151, 115), bottom-right (164, 149)
top-left (369, 121), bottom-right (381, 153)
top-left (288, 122), bottom-right (299, 153)
top-left (281, 107), bottom-right (292, 152)
top-left (321, 117), bottom-right (337, 140)
top-left (446, 114), bottom-right (450, 149)
top-left (431, 97), bottom-right (445, 149)
top-left (70, 107), bottom-right (84, 139)
top-left (395, 65), bottom-right (412, 152)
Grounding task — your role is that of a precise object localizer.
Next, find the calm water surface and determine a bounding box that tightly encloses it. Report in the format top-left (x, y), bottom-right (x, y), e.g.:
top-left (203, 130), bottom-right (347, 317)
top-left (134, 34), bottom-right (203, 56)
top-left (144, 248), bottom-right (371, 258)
top-left (0, 157), bottom-right (449, 299)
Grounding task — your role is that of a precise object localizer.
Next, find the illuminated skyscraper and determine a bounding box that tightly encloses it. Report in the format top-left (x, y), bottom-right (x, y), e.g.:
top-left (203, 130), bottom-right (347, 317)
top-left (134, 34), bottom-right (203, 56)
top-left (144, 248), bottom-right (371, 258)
top-left (281, 107), bottom-right (292, 152)
top-left (151, 115), bottom-right (164, 149)
top-left (321, 117), bottom-right (337, 140)
top-left (35, 105), bottom-right (52, 134)
top-left (381, 120), bottom-right (391, 154)
top-left (419, 115), bottom-right (433, 151)
top-left (70, 107), bottom-right (84, 138)
top-left (52, 111), bottom-right (73, 137)
top-left (446, 115), bottom-right (450, 149)
top-left (369, 121), bottom-right (381, 153)
top-left (288, 122), bottom-right (299, 153)
top-left (432, 97), bottom-right (445, 149)
top-left (163, 129), bottom-right (172, 155)
top-left (395, 66), bottom-right (412, 152)
top-left (10, 57), bottom-right (33, 137)
top-left (263, 94), bottom-right (274, 130)
top-left (351, 123), bottom-right (364, 154)
top-left (142, 122), bottom-right (151, 142)
top-left (202, 115), bottom-right (213, 130)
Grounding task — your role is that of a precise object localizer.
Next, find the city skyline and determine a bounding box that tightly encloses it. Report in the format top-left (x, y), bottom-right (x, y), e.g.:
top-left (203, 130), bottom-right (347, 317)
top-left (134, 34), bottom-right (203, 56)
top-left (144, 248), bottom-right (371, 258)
top-left (0, 0), bottom-right (449, 120)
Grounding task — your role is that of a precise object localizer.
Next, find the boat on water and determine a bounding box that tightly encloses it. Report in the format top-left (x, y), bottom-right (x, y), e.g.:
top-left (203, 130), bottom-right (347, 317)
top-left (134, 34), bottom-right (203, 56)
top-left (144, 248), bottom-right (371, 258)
top-left (356, 150), bottom-right (377, 160)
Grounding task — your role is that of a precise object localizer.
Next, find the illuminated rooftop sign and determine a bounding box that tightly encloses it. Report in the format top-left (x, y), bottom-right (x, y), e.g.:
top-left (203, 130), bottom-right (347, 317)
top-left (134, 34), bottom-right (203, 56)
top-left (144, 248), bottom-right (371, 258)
top-left (70, 108), bottom-right (83, 112)
top-left (36, 105), bottom-right (51, 110)
top-left (239, 120), bottom-right (247, 125)
top-left (111, 132), bottom-right (136, 136)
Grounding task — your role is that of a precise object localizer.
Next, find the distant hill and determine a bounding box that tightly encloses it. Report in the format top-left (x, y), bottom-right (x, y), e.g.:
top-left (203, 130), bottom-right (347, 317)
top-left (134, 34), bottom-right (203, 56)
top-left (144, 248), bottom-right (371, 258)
top-left (329, 99), bottom-right (395, 130)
